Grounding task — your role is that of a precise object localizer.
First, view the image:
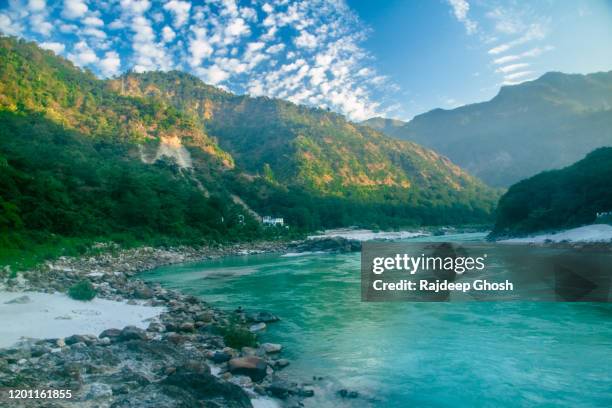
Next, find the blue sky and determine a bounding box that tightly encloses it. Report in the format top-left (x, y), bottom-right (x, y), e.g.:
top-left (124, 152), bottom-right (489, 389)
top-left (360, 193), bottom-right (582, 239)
top-left (1, 0), bottom-right (611, 121)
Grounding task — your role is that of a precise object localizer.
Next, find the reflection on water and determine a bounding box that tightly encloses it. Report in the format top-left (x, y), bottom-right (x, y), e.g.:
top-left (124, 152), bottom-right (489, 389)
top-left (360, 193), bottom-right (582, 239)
top-left (141, 235), bottom-right (612, 408)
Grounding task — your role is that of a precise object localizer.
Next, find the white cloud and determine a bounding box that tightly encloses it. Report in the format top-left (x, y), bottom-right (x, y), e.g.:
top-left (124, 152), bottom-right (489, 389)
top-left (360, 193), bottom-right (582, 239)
top-left (267, 43), bottom-right (285, 53)
top-left (83, 16), bottom-right (104, 27)
top-left (163, 1), bottom-right (191, 28)
top-left (488, 24), bottom-right (545, 55)
top-left (100, 51), bottom-right (121, 77)
top-left (162, 26), bottom-right (176, 43)
top-left (225, 17), bottom-right (249, 37)
top-left (27, 0), bottom-right (46, 12)
top-left (504, 70), bottom-right (533, 81)
top-left (294, 31), bottom-right (317, 49)
top-left (40, 41), bottom-right (65, 54)
top-left (262, 3), bottom-right (273, 14)
top-left (198, 65), bottom-right (229, 85)
top-left (496, 63), bottom-right (529, 74)
top-left (0, 13), bottom-right (22, 36)
top-left (120, 0), bottom-right (151, 15)
top-left (30, 14), bottom-right (53, 36)
top-left (1, 0), bottom-right (394, 121)
top-left (493, 54), bottom-right (519, 65)
top-left (189, 27), bottom-right (213, 67)
top-left (62, 0), bottom-right (88, 19)
top-left (83, 27), bottom-right (106, 39)
top-left (69, 40), bottom-right (98, 66)
top-left (448, 0), bottom-right (477, 34)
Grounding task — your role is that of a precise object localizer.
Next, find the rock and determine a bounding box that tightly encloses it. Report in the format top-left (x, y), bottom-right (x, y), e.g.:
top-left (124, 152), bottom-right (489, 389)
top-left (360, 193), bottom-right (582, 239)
top-left (161, 363), bottom-right (252, 407)
top-left (147, 322), bottom-right (165, 333)
top-left (99, 328), bottom-right (122, 340)
top-left (64, 335), bottom-right (90, 345)
top-left (267, 380), bottom-right (294, 399)
top-left (228, 356), bottom-right (268, 382)
top-left (249, 322), bottom-right (266, 332)
top-left (98, 337), bottom-right (111, 346)
top-left (298, 388), bottom-right (315, 398)
top-left (212, 351), bottom-right (232, 364)
top-left (178, 322), bottom-right (195, 332)
top-left (241, 347), bottom-right (258, 356)
top-left (338, 389), bottom-right (359, 399)
top-left (71, 341), bottom-right (87, 350)
top-left (261, 343), bottom-right (282, 353)
top-left (85, 382), bottom-right (113, 399)
top-left (245, 311), bottom-right (279, 323)
top-left (133, 286), bottom-right (154, 299)
top-left (229, 375), bottom-right (253, 388)
top-left (274, 359), bottom-right (290, 368)
top-left (4, 295), bottom-right (31, 304)
top-left (119, 326), bottom-right (147, 341)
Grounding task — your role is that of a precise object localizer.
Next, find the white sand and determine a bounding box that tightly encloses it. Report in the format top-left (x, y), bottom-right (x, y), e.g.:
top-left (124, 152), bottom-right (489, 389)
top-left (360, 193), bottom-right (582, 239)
top-left (0, 291), bottom-right (164, 348)
top-left (308, 228), bottom-right (427, 241)
top-left (500, 224), bottom-right (612, 243)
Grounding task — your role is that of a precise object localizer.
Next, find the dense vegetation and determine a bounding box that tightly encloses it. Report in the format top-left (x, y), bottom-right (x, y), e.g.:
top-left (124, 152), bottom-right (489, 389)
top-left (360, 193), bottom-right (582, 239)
top-left (0, 110), bottom-right (261, 267)
top-left (113, 71), bottom-right (498, 220)
top-left (365, 71), bottom-right (612, 187)
top-left (0, 36), bottom-right (498, 265)
top-left (492, 147), bottom-right (612, 236)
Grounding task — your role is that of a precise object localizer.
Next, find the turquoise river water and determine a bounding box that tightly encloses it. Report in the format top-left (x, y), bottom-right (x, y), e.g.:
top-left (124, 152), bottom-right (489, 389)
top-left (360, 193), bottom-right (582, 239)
top-left (141, 233), bottom-right (612, 407)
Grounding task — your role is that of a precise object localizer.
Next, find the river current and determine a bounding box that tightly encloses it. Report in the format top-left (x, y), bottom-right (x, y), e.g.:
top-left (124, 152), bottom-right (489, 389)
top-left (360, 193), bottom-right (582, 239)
top-left (141, 233), bottom-right (612, 407)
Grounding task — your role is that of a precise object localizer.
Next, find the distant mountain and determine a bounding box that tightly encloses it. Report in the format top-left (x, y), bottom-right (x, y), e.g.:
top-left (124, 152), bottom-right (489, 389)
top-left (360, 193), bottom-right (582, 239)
top-left (0, 36), bottom-right (497, 253)
top-left (491, 147), bottom-right (612, 237)
top-left (364, 71), bottom-right (612, 187)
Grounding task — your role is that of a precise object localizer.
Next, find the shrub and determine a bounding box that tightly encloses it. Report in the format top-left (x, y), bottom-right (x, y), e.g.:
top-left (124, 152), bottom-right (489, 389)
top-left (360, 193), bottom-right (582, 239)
top-left (219, 324), bottom-right (257, 349)
top-left (68, 280), bottom-right (97, 301)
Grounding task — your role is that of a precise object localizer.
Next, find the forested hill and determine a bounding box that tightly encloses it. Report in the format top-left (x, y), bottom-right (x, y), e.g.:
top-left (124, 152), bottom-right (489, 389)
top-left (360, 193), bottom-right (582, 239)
top-left (491, 147), bottom-right (612, 237)
top-left (111, 71), bottom-right (495, 206)
top-left (0, 36), bottom-right (497, 262)
top-left (364, 71), bottom-right (612, 187)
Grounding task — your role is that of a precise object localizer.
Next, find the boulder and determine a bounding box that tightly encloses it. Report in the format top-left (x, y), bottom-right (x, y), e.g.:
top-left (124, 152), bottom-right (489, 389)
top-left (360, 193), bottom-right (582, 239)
top-left (228, 356), bottom-right (268, 382)
top-left (260, 343), bottom-right (282, 354)
top-left (212, 351), bottom-right (232, 364)
top-left (119, 326), bottom-right (147, 341)
top-left (99, 328), bottom-right (122, 340)
top-left (161, 363), bottom-right (251, 408)
top-left (249, 323), bottom-right (266, 332)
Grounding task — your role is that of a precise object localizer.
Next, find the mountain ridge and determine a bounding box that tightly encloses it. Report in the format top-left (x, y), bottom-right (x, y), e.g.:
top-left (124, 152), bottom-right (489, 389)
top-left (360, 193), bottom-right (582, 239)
top-left (363, 70), bottom-right (612, 187)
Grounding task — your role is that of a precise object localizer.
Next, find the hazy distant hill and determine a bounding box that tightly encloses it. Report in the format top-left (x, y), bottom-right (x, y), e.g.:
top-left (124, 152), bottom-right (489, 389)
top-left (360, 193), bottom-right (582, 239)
top-left (491, 147), bottom-right (612, 237)
top-left (364, 71), bottom-right (612, 187)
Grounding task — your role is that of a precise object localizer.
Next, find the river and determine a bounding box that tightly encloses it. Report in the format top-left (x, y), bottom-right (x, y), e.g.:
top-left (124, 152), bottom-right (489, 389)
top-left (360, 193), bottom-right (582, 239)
top-left (141, 233), bottom-right (612, 407)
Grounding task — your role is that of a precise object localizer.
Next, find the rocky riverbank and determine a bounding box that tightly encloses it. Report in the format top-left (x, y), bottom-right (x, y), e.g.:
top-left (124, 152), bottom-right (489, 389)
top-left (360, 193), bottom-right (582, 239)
top-left (0, 240), bottom-right (326, 408)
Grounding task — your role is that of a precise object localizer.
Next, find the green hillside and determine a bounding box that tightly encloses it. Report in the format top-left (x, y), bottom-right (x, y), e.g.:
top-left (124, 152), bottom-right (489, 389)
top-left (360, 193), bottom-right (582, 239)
top-left (364, 71), bottom-right (612, 187)
top-left (491, 147), bottom-right (612, 237)
top-left (0, 36), bottom-right (498, 264)
top-left (110, 71), bottom-right (497, 224)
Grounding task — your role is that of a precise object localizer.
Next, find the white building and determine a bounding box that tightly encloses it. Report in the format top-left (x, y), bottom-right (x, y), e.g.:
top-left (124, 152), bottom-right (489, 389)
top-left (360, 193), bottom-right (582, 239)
top-left (262, 216), bottom-right (284, 226)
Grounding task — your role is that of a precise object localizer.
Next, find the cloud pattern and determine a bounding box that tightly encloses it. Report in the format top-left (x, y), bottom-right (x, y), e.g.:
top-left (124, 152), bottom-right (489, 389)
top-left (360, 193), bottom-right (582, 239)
top-left (0, 0), bottom-right (394, 121)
